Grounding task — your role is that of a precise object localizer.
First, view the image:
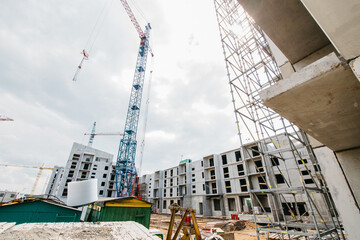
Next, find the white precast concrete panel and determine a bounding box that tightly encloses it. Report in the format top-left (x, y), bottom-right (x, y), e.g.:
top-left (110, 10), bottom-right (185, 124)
top-left (67, 179), bottom-right (98, 207)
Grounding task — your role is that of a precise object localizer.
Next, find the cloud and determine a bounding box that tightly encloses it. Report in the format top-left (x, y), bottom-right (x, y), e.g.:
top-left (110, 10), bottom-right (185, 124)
top-left (0, 0), bottom-right (240, 194)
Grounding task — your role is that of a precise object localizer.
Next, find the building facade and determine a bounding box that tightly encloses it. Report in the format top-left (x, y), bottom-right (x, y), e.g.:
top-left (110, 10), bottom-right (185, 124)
top-left (141, 134), bottom-right (329, 221)
top-left (232, 1), bottom-right (360, 238)
top-left (45, 142), bottom-right (114, 202)
top-left (0, 191), bottom-right (18, 203)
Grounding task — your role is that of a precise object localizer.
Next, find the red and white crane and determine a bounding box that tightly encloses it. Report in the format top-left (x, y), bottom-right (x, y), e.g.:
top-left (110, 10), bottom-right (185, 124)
top-left (0, 115), bottom-right (14, 121)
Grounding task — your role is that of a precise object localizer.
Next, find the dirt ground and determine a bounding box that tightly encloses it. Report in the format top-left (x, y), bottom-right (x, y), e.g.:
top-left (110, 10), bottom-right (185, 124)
top-left (149, 213), bottom-right (267, 240)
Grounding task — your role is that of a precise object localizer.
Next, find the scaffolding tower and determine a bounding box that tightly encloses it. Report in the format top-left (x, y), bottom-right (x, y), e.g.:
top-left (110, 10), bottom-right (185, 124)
top-left (213, 0), bottom-right (344, 239)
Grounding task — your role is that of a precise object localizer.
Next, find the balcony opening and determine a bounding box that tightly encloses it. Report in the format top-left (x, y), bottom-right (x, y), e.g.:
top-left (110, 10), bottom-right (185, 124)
top-left (251, 146), bottom-right (260, 157)
top-left (70, 162), bottom-right (77, 169)
top-left (298, 159), bottom-right (308, 165)
top-left (271, 156), bottom-right (280, 166)
top-left (209, 158), bottom-right (214, 167)
top-left (62, 188), bottom-right (68, 197)
top-left (211, 182), bottom-right (217, 194)
top-left (314, 164), bottom-right (321, 172)
top-left (258, 177), bottom-right (268, 189)
top-left (301, 170), bottom-right (310, 176)
top-left (222, 154), bottom-right (227, 165)
top-left (235, 151), bottom-right (241, 162)
top-left (240, 179), bottom-right (247, 192)
top-left (237, 164), bottom-right (244, 176)
top-left (83, 163), bottom-right (90, 170)
top-left (228, 198), bottom-right (236, 211)
top-left (275, 174), bottom-right (285, 184)
top-left (254, 160), bottom-right (264, 172)
top-left (210, 169), bottom-right (216, 180)
top-left (225, 181), bottom-right (231, 193)
top-left (282, 202), bottom-right (308, 216)
top-left (213, 199), bottom-right (221, 211)
top-left (223, 167), bottom-right (229, 178)
top-left (304, 178), bottom-right (314, 184)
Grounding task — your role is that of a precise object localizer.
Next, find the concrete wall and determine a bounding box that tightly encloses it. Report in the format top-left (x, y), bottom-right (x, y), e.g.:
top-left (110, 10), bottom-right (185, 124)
top-left (142, 137), bottom-right (329, 222)
top-left (45, 166), bottom-right (64, 196)
top-left (301, 0), bottom-right (360, 60)
top-left (47, 142), bottom-right (114, 202)
top-left (0, 191), bottom-right (18, 203)
top-left (237, 0), bottom-right (330, 64)
top-left (314, 146), bottom-right (360, 239)
top-left (336, 148), bottom-right (360, 205)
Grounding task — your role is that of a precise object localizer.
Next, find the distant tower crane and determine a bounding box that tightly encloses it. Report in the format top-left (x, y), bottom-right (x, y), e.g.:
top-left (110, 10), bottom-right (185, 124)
top-left (88, 121), bottom-right (96, 147)
top-left (0, 115), bottom-right (14, 121)
top-left (84, 121), bottom-right (123, 147)
top-left (0, 163), bottom-right (53, 196)
top-left (116, 0), bottom-right (152, 197)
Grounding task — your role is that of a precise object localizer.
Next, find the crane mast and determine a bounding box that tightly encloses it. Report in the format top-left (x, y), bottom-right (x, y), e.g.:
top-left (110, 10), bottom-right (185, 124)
top-left (88, 121), bottom-right (96, 147)
top-left (116, 0), bottom-right (151, 197)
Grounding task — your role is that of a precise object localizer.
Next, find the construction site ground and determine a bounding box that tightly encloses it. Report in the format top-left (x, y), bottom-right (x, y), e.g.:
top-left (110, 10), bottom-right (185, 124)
top-left (149, 213), bottom-right (266, 240)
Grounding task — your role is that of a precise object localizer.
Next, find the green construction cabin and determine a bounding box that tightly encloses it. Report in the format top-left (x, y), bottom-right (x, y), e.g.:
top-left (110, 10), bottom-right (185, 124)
top-left (0, 199), bottom-right (81, 224)
top-left (85, 197), bottom-right (152, 228)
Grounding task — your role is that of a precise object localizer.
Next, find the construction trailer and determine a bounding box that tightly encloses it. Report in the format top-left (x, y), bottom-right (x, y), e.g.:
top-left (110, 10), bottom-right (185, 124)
top-left (84, 197), bottom-right (152, 228)
top-left (0, 199), bottom-right (81, 224)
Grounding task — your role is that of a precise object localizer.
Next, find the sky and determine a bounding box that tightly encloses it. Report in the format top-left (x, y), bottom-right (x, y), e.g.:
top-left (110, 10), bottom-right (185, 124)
top-left (0, 0), bottom-right (240, 194)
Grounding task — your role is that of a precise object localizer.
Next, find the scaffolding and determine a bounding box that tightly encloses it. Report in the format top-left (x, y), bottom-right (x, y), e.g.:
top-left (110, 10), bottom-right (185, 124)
top-left (213, 0), bottom-right (344, 239)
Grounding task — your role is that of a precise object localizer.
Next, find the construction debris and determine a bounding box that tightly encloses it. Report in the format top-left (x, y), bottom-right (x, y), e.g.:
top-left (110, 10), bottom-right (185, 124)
top-left (0, 221), bottom-right (159, 240)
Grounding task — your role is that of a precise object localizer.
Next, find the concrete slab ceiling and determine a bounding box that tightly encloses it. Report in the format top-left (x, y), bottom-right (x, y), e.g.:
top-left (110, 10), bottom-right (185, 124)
top-left (237, 0), bottom-right (330, 64)
top-left (259, 53), bottom-right (360, 152)
top-left (301, 0), bottom-right (360, 61)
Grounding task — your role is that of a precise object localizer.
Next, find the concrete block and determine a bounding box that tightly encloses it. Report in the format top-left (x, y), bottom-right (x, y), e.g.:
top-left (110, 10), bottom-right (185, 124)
top-left (279, 62), bottom-right (295, 79)
top-left (307, 134), bottom-right (324, 148)
top-left (260, 52), bottom-right (360, 152)
top-left (301, 0), bottom-right (360, 60)
top-left (350, 56), bottom-right (360, 82)
top-left (292, 45), bottom-right (336, 71)
top-left (237, 0), bottom-right (329, 63)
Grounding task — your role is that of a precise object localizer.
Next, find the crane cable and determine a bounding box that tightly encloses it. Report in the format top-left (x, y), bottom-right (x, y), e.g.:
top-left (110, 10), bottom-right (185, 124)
top-left (137, 54), bottom-right (154, 176)
top-left (73, 0), bottom-right (114, 81)
top-left (127, 0), bottom-right (149, 24)
top-left (127, 0), bottom-right (154, 57)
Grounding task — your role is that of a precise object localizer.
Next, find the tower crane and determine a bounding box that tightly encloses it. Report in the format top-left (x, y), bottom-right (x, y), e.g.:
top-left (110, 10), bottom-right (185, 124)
top-left (0, 163), bottom-right (53, 196)
top-left (115, 0), bottom-right (153, 197)
top-left (87, 121), bottom-right (97, 147)
top-left (0, 115), bottom-right (14, 121)
top-left (84, 121), bottom-right (123, 147)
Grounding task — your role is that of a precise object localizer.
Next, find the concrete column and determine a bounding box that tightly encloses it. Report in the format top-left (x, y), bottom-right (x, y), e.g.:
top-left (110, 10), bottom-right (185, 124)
top-left (335, 149), bottom-right (360, 206)
top-left (314, 147), bottom-right (360, 239)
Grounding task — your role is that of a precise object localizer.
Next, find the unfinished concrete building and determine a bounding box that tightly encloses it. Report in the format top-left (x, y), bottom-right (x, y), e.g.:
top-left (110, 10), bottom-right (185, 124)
top-left (45, 142), bottom-right (114, 202)
top-left (212, 0), bottom-right (360, 238)
top-left (0, 191), bottom-right (18, 203)
top-left (218, 0), bottom-right (360, 239)
top-left (141, 134), bottom-right (330, 223)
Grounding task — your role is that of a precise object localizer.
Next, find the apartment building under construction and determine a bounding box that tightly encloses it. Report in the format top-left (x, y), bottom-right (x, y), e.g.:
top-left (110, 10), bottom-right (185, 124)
top-left (45, 142), bottom-right (116, 202)
top-left (141, 133), bottom-right (330, 223)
